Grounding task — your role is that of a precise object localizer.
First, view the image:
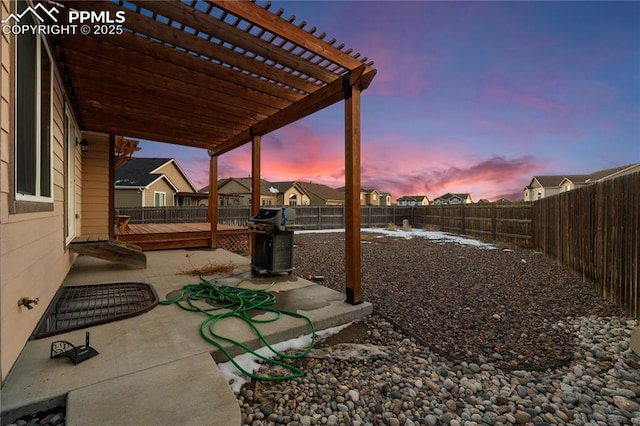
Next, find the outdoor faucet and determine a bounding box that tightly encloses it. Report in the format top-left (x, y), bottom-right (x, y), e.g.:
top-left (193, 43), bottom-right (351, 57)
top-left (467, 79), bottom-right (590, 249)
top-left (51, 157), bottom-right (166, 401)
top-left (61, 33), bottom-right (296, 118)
top-left (18, 297), bottom-right (39, 310)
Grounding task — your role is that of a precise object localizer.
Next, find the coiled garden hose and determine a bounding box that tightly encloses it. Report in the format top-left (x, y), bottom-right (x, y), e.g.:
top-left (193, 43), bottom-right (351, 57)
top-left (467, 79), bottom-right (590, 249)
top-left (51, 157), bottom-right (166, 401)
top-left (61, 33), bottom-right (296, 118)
top-left (160, 278), bottom-right (316, 381)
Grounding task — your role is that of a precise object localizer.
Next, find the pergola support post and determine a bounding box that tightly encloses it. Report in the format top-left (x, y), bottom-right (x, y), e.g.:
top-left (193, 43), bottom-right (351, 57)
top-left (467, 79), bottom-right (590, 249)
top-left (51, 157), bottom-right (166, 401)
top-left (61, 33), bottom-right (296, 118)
top-left (251, 132), bottom-right (261, 216)
top-left (207, 151), bottom-right (218, 248)
top-left (108, 134), bottom-right (115, 240)
top-left (344, 76), bottom-right (362, 305)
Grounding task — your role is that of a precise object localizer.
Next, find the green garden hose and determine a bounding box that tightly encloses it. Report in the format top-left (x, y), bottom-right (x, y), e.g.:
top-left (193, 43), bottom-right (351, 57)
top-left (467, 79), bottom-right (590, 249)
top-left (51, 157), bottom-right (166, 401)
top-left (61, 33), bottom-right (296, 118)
top-left (160, 278), bottom-right (316, 381)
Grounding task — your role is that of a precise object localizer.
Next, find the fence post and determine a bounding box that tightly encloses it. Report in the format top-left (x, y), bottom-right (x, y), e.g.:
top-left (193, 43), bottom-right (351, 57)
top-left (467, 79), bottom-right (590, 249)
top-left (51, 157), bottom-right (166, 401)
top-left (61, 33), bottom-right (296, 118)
top-left (461, 204), bottom-right (466, 234)
top-left (492, 205), bottom-right (497, 240)
top-left (440, 205), bottom-right (444, 231)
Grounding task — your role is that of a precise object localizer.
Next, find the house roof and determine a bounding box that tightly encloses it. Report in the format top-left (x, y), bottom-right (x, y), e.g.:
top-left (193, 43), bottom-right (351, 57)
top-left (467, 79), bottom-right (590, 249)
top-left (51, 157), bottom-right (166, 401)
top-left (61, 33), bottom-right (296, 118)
top-left (296, 182), bottom-right (345, 203)
top-left (56, 0), bottom-right (376, 155)
top-left (528, 163), bottom-right (640, 189)
top-left (434, 193), bottom-right (470, 201)
top-left (277, 181), bottom-right (344, 203)
top-left (398, 195), bottom-right (428, 201)
top-left (114, 158), bottom-right (172, 187)
top-left (526, 175), bottom-right (565, 189)
top-left (214, 177), bottom-right (274, 195)
top-left (587, 163), bottom-right (640, 181)
top-left (270, 181), bottom-right (295, 194)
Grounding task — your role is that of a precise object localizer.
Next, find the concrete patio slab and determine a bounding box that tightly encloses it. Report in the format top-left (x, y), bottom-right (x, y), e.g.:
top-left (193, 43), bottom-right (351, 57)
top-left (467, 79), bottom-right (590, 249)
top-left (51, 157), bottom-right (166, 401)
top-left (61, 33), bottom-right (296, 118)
top-left (0, 248), bottom-right (372, 424)
top-left (65, 352), bottom-right (239, 426)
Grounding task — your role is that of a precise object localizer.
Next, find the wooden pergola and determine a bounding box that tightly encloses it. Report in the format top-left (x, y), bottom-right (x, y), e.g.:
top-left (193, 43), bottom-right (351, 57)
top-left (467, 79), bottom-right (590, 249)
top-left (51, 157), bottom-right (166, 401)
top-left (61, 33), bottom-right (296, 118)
top-left (54, 0), bottom-right (377, 304)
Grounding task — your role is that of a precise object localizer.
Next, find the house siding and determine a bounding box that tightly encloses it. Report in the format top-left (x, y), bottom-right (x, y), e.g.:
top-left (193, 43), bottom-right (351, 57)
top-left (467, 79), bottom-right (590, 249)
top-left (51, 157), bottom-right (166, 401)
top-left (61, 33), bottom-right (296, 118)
top-left (1, 18), bottom-right (80, 382)
top-left (155, 162), bottom-right (194, 193)
top-left (218, 180), bottom-right (251, 205)
top-left (115, 189), bottom-right (143, 208)
top-left (80, 132), bottom-right (110, 236)
top-left (283, 187), bottom-right (310, 206)
top-left (145, 179), bottom-right (175, 207)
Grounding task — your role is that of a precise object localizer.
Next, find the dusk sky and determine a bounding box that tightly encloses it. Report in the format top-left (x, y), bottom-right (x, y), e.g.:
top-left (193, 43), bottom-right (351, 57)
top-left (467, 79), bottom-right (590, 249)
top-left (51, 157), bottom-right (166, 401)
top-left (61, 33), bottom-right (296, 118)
top-left (139, 1), bottom-right (640, 202)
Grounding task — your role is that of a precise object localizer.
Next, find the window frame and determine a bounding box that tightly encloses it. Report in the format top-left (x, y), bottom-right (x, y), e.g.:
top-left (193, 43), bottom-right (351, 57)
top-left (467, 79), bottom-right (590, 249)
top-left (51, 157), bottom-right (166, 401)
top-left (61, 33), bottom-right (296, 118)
top-left (153, 191), bottom-right (167, 207)
top-left (11, 4), bottom-right (55, 211)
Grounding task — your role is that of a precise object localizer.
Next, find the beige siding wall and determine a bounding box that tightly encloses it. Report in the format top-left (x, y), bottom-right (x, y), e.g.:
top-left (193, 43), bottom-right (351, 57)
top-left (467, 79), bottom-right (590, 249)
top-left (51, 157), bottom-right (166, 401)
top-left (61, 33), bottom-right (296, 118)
top-left (115, 189), bottom-right (142, 208)
top-left (0, 21), bottom-right (79, 382)
top-left (219, 180), bottom-right (250, 195)
top-left (156, 162), bottom-right (195, 192)
top-left (144, 179), bottom-right (175, 207)
top-left (283, 188), bottom-right (310, 206)
top-left (80, 132), bottom-right (109, 236)
top-left (0, 0), bottom-right (10, 384)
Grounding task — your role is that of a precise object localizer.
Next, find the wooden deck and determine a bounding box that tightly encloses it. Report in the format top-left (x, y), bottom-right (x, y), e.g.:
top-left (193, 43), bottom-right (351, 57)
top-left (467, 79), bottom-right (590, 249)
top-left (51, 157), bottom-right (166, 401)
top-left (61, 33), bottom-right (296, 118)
top-left (115, 223), bottom-right (250, 253)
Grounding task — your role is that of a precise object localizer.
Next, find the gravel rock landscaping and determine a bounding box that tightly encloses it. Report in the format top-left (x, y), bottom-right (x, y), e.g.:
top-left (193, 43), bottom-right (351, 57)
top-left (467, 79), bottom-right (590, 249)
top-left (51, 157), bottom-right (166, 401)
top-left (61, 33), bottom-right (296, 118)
top-left (234, 229), bottom-right (639, 426)
top-left (292, 230), bottom-right (625, 371)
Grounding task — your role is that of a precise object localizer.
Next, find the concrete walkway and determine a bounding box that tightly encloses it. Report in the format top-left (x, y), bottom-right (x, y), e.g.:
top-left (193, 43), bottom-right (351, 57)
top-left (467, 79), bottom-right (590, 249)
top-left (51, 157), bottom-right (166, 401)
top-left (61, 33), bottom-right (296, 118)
top-left (1, 248), bottom-right (372, 425)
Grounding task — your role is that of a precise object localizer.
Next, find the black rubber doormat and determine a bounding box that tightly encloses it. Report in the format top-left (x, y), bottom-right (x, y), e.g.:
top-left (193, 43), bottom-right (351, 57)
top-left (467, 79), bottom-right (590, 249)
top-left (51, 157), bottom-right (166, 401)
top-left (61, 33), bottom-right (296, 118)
top-left (31, 283), bottom-right (159, 340)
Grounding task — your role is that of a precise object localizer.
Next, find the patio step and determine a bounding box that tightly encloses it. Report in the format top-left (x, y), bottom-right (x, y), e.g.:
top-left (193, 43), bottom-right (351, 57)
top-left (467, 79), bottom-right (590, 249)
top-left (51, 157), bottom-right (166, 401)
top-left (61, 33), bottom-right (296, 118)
top-left (70, 236), bottom-right (146, 268)
top-left (117, 230), bottom-right (211, 251)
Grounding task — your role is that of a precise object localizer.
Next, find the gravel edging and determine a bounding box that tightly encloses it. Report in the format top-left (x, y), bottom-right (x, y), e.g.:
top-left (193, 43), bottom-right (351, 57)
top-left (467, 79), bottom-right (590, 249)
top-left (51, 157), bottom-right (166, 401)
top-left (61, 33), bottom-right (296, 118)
top-left (238, 314), bottom-right (640, 426)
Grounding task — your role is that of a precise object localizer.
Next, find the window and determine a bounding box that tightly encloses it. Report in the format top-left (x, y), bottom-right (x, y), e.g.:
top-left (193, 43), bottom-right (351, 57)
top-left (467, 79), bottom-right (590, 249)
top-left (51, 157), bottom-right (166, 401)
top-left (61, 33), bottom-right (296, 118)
top-left (15, 0), bottom-right (53, 203)
top-left (288, 194), bottom-right (297, 206)
top-left (154, 192), bottom-right (166, 207)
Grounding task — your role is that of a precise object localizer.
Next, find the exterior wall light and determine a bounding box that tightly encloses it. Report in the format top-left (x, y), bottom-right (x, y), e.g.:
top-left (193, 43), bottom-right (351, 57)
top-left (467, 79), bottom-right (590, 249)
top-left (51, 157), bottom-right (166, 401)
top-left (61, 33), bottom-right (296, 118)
top-left (77, 138), bottom-right (90, 153)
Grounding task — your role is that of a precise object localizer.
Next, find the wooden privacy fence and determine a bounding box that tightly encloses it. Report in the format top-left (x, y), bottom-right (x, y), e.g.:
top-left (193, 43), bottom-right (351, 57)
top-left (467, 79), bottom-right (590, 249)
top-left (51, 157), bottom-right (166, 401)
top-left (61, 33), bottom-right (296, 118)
top-left (532, 172), bottom-right (639, 317)
top-left (115, 175), bottom-right (638, 316)
top-left (409, 204), bottom-right (532, 245)
top-left (115, 205), bottom-right (532, 239)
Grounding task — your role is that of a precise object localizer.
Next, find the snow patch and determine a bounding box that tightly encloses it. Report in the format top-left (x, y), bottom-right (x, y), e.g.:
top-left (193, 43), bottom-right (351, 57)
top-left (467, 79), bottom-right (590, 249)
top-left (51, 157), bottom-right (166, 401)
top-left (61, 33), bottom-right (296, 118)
top-left (297, 228), bottom-right (497, 249)
top-left (219, 322), bottom-right (352, 393)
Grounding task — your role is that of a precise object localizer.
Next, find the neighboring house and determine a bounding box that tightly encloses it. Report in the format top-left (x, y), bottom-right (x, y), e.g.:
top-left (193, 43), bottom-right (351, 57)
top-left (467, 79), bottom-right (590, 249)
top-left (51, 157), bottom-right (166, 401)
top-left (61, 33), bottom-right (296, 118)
top-left (524, 163), bottom-right (640, 201)
top-left (200, 178), bottom-right (278, 207)
top-left (114, 158), bottom-right (203, 207)
top-left (523, 176), bottom-right (564, 201)
top-left (559, 163), bottom-right (640, 192)
top-left (493, 197), bottom-right (513, 204)
top-left (275, 181), bottom-right (345, 206)
top-left (432, 193), bottom-right (473, 205)
top-left (397, 195), bottom-right (430, 206)
top-left (379, 192), bottom-right (392, 206)
top-left (360, 188), bottom-right (380, 206)
top-left (200, 179), bottom-right (345, 206)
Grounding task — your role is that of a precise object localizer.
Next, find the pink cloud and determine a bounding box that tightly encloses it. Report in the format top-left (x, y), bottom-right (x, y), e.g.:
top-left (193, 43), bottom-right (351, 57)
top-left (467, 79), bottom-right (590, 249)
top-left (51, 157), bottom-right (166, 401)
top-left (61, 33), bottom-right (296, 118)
top-left (362, 155), bottom-right (542, 202)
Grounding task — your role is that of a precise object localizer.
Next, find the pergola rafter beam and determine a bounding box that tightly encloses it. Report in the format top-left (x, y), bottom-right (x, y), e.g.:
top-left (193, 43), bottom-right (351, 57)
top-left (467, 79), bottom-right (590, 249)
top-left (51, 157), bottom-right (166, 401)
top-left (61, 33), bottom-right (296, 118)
top-left (214, 1), bottom-right (366, 72)
top-left (59, 42), bottom-right (293, 111)
top-left (133, 0), bottom-right (340, 83)
top-left (73, 32), bottom-right (318, 100)
top-left (68, 76), bottom-right (265, 126)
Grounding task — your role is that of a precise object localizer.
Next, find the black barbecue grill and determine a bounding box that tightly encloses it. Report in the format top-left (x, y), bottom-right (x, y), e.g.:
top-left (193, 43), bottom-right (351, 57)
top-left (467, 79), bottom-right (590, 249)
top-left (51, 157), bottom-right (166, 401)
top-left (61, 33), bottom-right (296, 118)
top-left (249, 207), bottom-right (295, 274)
